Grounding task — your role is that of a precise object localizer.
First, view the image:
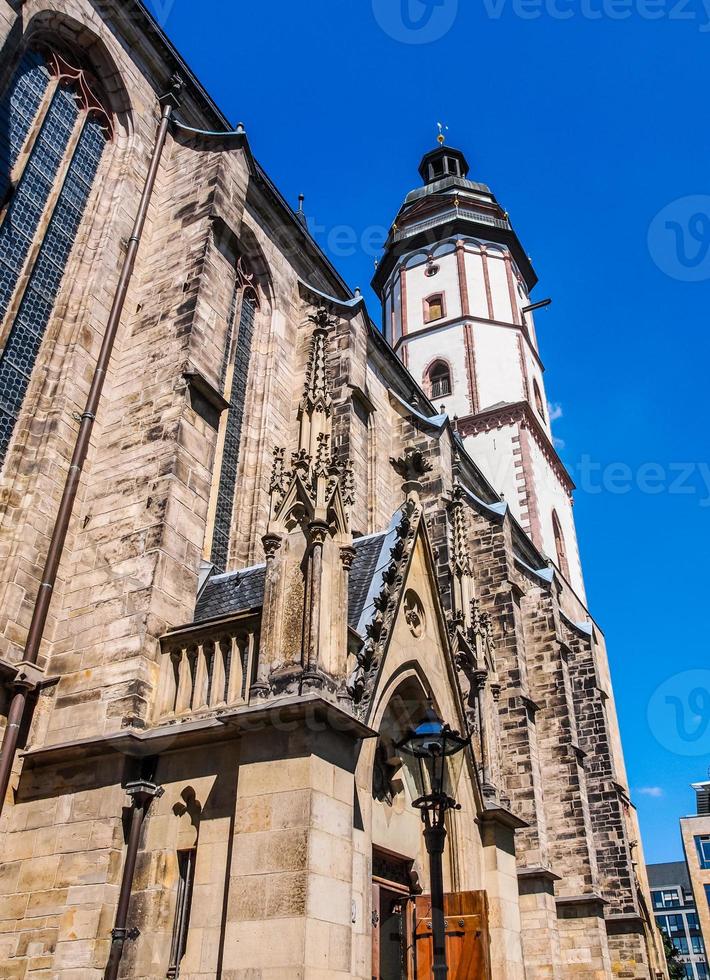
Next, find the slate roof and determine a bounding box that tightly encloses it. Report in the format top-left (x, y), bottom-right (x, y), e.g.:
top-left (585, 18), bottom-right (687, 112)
top-left (646, 861), bottom-right (691, 890)
top-left (194, 564), bottom-right (266, 622)
top-left (348, 533), bottom-right (388, 629)
top-left (192, 523), bottom-right (398, 630)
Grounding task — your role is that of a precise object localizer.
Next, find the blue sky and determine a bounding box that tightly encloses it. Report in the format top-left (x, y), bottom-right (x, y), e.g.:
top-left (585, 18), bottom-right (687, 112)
top-left (150, 0), bottom-right (710, 862)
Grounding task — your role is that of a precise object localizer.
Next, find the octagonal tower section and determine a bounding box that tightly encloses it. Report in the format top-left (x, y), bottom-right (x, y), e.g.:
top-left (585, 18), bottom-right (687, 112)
top-left (373, 144), bottom-right (585, 599)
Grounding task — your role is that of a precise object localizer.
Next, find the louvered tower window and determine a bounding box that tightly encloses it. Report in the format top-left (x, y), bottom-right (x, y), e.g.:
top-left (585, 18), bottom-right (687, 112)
top-left (427, 359), bottom-right (451, 399)
top-left (0, 47), bottom-right (111, 464)
top-left (210, 261), bottom-right (259, 573)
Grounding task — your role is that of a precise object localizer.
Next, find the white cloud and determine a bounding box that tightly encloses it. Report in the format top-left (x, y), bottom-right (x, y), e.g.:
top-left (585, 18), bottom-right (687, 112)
top-left (548, 402), bottom-right (564, 422)
top-left (553, 436), bottom-right (566, 451)
top-left (637, 786), bottom-right (664, 798)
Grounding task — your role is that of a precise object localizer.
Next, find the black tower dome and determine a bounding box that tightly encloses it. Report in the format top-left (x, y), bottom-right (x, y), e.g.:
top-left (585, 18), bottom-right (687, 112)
top-left (418, 145), bottom-right (470, 185)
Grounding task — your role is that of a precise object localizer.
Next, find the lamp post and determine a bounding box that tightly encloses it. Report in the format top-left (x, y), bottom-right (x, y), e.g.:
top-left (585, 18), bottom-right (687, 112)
top-left (398, 704), bottom-right (469, 980)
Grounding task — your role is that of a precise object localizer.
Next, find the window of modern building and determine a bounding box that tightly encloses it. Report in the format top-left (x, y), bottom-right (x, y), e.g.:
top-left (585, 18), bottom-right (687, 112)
top-left (673, 936), bottom-right (690, 955)
top-left (696, 835), bottom-right (710, 869)
top-left (696, 961), bottom-right (708, 979)
top-left (665, 913), bottom-right (686, 935)
top-left (167, 848), bottom-right (197, 979)
top-left (0, 47), bottom-right (111, 464)
top-left (427, 360), bottom-right (451, 400)
top-left (658, 888), bottom-right (682, 908)
top-left (692, 935), bottom-right (706, 955)
top-left (423, 293), bottom-right (445, 323)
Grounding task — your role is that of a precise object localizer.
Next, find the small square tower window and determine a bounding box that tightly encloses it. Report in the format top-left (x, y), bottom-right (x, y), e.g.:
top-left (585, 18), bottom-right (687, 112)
top-left (423, 293), bottom-right (445, 323)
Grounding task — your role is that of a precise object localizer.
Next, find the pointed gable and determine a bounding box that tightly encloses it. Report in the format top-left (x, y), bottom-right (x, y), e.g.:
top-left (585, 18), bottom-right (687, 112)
top-left (346, 497), bottom-right (467, 744)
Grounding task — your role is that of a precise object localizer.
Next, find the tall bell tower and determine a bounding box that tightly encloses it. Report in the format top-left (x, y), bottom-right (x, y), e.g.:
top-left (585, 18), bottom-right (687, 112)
top-left (373, 141), bottom-right (585, 598)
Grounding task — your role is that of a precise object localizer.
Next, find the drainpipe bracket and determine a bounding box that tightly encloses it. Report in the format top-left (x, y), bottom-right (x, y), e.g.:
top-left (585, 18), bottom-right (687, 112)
top-left (111, 926), bottom-right (140, 942)
top-left (11, 661), bottom-right (56, 692)
top-left (125, 779), bottom-right (163, 804)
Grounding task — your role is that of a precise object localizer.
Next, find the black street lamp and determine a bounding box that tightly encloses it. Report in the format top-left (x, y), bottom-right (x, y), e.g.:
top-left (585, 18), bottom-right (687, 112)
top-left (398, 704), bottom-right (469, 979)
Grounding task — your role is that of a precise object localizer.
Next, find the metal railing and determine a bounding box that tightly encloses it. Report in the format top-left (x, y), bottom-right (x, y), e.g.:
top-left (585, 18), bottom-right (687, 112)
top-left (393, 207), bottom-right (510, 242)
top-left (157, 617), bottom-right (259, 721)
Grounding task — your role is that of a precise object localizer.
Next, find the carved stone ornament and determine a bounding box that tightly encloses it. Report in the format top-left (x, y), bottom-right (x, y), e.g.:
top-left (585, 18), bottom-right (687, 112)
top-left (372, 742), bottom-right (403, 806)
top-left (347, 499), bottom-right (420, 713)
top-left (390, 447), bottom-right (433, 484)
top-left (403, 589), bottom-right (425, 639)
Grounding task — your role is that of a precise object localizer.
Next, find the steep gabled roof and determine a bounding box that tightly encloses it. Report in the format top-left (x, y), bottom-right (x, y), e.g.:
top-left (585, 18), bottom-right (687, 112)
top-left (191, 527), bottom-right (397, 628)
top-left (194, 564), bottom-right (265, 621)
top-left (348, 532), bottom-right (391, 631)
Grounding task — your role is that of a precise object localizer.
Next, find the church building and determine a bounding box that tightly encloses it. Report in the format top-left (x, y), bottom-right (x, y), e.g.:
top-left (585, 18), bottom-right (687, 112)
top-left (0, 1), bottom-right (667, 977)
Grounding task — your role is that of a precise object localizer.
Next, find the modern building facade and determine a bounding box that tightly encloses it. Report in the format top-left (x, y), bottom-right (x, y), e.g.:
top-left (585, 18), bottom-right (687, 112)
top-left (679, 781), bottom-right (710, 971)
top-left (649, 861), bottom-right (707, 979)
top-left (0, 1), bottom-right (668, 977)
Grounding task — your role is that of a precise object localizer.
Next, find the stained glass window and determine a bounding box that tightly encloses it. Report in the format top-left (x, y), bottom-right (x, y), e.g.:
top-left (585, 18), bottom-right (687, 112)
top-left (0, 49), bottom-right (109, 464)
top-left (210, 291), bottom-right (257, 573)
top-left (0, 50), bottom-right (50, 204)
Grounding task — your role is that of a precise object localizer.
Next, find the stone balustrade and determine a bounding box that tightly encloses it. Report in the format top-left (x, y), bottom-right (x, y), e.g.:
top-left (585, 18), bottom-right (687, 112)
top-left (157, 616), bottom-right (259, 721)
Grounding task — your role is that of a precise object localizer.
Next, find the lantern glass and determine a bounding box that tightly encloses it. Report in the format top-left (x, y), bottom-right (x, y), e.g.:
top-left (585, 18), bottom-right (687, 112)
top-left (398, 705), bottom-right (468, 802)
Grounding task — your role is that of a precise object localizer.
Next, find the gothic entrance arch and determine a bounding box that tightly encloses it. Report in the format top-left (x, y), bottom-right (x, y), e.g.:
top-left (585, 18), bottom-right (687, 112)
top-left (368, 677), bottom-right (492, 980)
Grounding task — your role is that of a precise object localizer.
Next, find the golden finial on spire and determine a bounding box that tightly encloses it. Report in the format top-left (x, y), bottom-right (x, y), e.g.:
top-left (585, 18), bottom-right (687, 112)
top-left (437, 121), bottom-right (448, 145)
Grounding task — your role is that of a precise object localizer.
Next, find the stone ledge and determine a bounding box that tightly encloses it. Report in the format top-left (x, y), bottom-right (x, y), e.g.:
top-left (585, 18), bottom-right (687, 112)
top-left (480, 799), bottom-right (528, 831)
top-left (556, 893), bottom-right (607, 918)
top-left (517, 866), bottom-right (561, 882)
top-left (605, 912), bottom-right (645, 935)
top-left (517, 866), bottom-right (562, 897)
top-left (21, 694), bottom-right (378, 769)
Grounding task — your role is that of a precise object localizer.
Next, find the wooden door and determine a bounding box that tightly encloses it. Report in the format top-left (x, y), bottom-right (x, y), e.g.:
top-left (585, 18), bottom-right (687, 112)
top-left (411, 891), bottom-right (491, 979)
top-left (372, 882), bottom-right (381, 980)
top-left (373, 881), bottom-right (411, 980)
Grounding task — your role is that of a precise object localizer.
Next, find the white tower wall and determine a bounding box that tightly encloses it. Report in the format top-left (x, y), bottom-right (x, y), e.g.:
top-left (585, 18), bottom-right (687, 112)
top-left (382, 231), bottom-right (586, 601)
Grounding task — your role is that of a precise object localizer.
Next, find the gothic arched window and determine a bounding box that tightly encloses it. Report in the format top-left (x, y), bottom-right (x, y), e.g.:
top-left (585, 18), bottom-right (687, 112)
top-left (533, 379), bottom-right (545, 421)
top-left (423, 292), bottom-right (445, 323)
top-left (552, 509), bottom-right (570, 581)
top-left (209, 258), bottom-right (260, 573)
top-left (0, 47), bottom-right (111, 464)
top-left (427, 360), bottom-right (451, 400)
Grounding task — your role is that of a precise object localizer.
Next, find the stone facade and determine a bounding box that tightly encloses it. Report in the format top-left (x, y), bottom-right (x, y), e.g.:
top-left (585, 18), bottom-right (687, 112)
top-left (0, 1), bottom-right (667, 977)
